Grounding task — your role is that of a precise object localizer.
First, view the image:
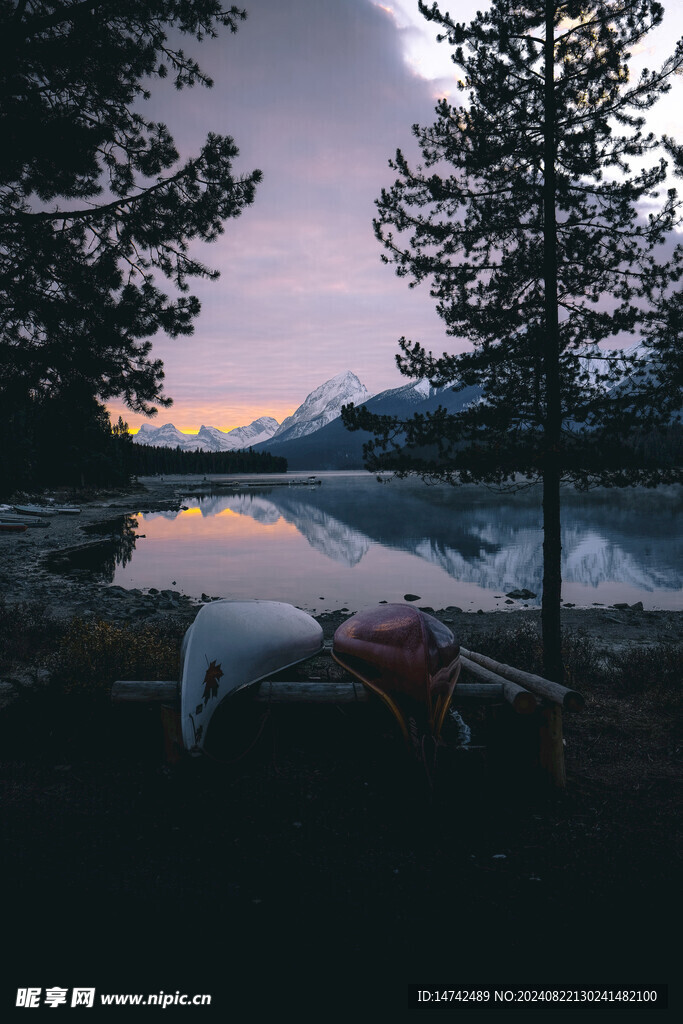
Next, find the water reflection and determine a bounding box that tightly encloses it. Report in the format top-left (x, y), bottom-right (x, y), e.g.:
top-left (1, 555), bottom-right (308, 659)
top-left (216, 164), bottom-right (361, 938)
top-left (204, 492), bottom-right (370, 567)
top-left (51, 476), bottom-right (681, 610)
top-left (47, 515), bottom-right (139, 582)
top-left (180, 480), bottom-right (681, 600)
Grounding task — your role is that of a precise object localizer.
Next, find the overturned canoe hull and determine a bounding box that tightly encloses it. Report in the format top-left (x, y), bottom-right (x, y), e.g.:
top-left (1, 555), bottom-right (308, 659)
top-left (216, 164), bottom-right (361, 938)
top-left (12, 504), bottom-right (54, 516)
top-left (0, 513), bottom-right (49, 528)
top-left (332, 604), bottom-right (461, 757)
top-left (180, 600), bottom-right (324, 753)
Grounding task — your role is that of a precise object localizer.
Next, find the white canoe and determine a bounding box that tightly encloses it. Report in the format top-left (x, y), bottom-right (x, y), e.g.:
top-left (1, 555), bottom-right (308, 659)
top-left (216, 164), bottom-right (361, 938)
top-left (13, 503), bottom-right (79, 515)
top-left (13, 504), bottom-right (58, 516)
top-left (180, 600), bottom-right (323, 753)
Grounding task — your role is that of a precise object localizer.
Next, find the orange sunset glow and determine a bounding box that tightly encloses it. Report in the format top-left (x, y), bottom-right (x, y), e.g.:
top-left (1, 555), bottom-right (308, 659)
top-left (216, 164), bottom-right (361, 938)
top-left (137, 506), bottom-right (298, 542)
top-left (108, 398), bottom-right (298, 435)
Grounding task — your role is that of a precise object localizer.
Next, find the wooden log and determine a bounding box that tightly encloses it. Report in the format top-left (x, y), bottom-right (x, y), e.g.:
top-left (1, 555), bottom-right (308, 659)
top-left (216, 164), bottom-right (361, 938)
top-left (160, 704), bottom-right (183, 764)
top-left (459, 656), bottom-right (537, 715)
top-left (460, 647), bottom-right (584, 711)
top-left (538, 703), bottom-right (566, 788)
top-left (452, 683), bottom-right (504, 703)
top-left (112, 679), bottom-right (178, 703)
top-left (257, 680), bottom-right (506, 704)
top-left (255, 681), bottom-right (369, 703)
top-left (112, 678), bottom-right (507, 706)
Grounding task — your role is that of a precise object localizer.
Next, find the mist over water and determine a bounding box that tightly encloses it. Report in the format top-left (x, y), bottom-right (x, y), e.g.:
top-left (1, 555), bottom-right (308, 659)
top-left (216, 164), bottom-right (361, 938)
top-left (108, 473), bottom-right (681, 613)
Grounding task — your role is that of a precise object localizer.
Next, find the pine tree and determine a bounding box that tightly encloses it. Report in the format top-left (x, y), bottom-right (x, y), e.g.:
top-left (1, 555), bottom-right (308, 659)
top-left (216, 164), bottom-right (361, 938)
top-left (0, 1), bottom-right (261, 430)
top-left (343, 0), bottom-right (683, 683)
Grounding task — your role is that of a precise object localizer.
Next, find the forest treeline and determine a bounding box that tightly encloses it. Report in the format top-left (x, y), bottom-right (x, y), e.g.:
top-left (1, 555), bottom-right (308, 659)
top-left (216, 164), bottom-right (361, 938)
top-left (1, 387), bottom-right (678, 499)
top-left (0, 392), bottom-right (286, 499)
top-left (1, 391), bottom-right (132, 496)
top-left (130, 442), bottom-right (287, 476)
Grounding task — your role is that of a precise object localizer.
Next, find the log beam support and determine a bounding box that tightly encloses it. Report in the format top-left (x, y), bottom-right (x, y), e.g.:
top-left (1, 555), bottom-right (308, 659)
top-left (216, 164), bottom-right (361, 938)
top-left (538, 703), bottom-right (567, 789)
top-left (461, 647), bottom-right (584, 710)
top-left (112, 652), bottom-right (580, 788)
top-left (460, 656), bottom-right (537, 714)
top-left (112, 679), bottom-right (512, 706)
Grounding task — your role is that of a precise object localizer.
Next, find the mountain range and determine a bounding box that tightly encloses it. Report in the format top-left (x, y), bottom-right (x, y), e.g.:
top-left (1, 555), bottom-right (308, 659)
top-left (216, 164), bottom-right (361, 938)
top-left (131, 344), bottom-right (667, 471)
top-left (135, 415), bottom-right (280, 453)
top-left (252, 374), bottom-right (482, 469)
top-left (132, 370), bottom-right (479, 469)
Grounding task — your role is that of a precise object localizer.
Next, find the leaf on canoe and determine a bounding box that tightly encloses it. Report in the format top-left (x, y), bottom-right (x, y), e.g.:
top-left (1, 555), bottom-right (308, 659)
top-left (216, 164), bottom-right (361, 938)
top-left (202, 659), bottom-right (223, 705)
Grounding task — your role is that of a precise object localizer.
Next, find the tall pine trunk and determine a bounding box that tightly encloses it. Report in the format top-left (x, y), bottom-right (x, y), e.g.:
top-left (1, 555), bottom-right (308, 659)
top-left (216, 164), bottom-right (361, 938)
top-left (542, 1), bottom-right (563, 683)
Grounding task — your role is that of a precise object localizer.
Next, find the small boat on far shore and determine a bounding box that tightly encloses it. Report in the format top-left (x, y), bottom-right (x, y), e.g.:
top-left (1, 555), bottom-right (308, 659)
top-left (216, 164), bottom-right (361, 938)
top-left (0, 521), bottom-right (28, 533)
top-left (13, 503), bottom-right (80, 516)
top-left (13, 504), bottom-right (55, 516)
top-left (1, 513), bottom-right (49, 528)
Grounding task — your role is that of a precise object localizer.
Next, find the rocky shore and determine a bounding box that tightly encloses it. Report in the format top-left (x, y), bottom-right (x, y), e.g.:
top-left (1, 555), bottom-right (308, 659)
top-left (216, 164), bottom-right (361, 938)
top-left (1, 478), bottom-right (680, 643)
top-left (1, 481), bottom-right (194, 622)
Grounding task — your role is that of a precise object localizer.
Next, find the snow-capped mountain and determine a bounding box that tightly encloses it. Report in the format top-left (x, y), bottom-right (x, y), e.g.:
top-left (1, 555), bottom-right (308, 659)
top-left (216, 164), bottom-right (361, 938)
top-left (131, 370), bottom-right (370, 454)
top-left (368, 377), bottom-right (461, 410)
top-left (196, 417), bottom-right (279, 451)
top-left (133, 416), bottom-right (279, 452)
top-left (134, 423), bottom-right (206, 451)
top-left (130, 341), bottom-right (672, 466)
top-left (574, 339), bottom-right (650, 391)
top-left (228, 416), bottom-right (280, 447)
top-left (269, 371), bottom-right (371, 444)
top-left (131, 370), bottom-right (480, 466)
top-left (254, 377), bottom-right (483, 468)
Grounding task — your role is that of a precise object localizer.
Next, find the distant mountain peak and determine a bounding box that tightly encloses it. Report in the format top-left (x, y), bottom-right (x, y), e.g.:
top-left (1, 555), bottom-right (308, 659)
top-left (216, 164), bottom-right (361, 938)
top-left (327, 369), bottom-right (364, 385)
top-left (271, 371), bottom-right (370, 444)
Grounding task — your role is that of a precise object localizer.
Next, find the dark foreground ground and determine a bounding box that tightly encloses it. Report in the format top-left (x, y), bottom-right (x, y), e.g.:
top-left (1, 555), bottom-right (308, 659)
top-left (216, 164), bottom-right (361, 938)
top-left (0, 622), bottom-right (679, 1021)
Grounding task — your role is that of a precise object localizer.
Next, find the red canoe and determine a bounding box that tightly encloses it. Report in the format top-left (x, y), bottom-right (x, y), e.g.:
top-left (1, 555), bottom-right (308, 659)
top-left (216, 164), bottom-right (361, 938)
top-left (332, 604), bottom-right (461, 757)
top-left (0, 522), bottom-right (28, 533)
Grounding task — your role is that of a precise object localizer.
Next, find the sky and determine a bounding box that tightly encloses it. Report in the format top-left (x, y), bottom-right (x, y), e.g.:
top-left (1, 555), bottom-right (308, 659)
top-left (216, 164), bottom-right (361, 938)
top-left (107, 0), bottom-right (683, 434)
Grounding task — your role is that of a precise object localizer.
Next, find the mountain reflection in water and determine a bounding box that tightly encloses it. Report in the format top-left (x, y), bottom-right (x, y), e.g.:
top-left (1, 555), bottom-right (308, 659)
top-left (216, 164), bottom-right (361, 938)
top-left (108, 475), bottom-right (681, 612)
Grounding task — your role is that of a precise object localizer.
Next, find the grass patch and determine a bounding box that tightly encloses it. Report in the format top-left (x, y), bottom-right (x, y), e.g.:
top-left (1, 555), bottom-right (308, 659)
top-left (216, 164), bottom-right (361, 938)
top-left (606, 643), bottom-right (682, 695)
top-left (460, 619), bottom-right (546, 674)
top-left (0, 600), bottom-right (186, 700)
top-left (0, 604), bottom-right (186, 757)
top-left (49, 617), bottom-right (183, 700)
top-left (0, 598), bottom-right (63, 673)
top-left (457, 617), bottom-right (682, 695)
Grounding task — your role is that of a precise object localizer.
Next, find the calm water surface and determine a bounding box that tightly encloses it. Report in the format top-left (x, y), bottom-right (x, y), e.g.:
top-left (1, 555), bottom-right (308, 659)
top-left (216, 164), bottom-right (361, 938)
top-left (104, 473), bottom-right (682, 613)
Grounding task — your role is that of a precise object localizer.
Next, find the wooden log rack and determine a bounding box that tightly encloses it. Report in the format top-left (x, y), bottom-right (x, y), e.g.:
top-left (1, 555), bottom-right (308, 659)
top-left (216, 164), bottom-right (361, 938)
top-left (112, 647), bottom-right (584, 788)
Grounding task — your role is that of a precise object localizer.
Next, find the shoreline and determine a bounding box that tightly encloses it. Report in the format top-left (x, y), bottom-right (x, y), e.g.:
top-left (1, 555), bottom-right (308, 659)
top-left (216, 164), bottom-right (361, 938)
top-left (1, 477), bottom-right (680, 645)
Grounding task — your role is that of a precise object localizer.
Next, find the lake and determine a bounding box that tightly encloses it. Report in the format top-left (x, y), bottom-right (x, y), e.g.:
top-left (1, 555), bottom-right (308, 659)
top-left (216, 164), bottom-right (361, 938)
top-left (98, 473), bottom-right (683, 614)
